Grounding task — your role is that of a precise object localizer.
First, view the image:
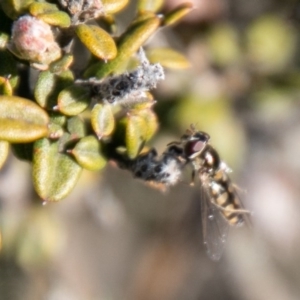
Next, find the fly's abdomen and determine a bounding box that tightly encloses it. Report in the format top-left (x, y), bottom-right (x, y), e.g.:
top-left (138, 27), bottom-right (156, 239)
top-left (209, 178), bottom-right (244, 226)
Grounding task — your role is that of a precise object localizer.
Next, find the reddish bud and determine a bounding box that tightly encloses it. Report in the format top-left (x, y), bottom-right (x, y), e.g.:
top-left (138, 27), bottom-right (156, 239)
top-left (8, 15), bottom-right (61, 67)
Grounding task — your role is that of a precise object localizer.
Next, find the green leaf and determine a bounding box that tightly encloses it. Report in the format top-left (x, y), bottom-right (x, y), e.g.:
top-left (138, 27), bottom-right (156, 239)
top-left (0, 96), bottom-right (49, 142)
top-left (85, 13), bottom-right (160, 78)
top-left (71, 136), bottom-right (107, 171)
top-left (0, 76), bottom-right (13, 96)
top-left (136, 108), bottom-right (158, 141)
top-left (137, 0), bottom-right (164, 13)
top-left (34, 70), bottom-right (74, 110)
top-left (125, 114), bottom-right (146, 159)
top-left (207, 24), bottom-right (241, 67)
top-left (0, 33), bottom-right (10, 49)
top-left (246, 15), bottom-right (296, 73)
top-left (0, 10), bottom-right (13, 41)
top-left (37, 11), bottom-right (71, 28)
top-left (50, 54), bottom-right (73, 73)
top-left (162, 2), bottom-right (193, 27)
top-left (49, 112), bottom-right (67, 127)
top-left (57, 132), bottom-right (72, 152)
top-left (29, 2), bottom-right (58, 15)
top-left (0, 50), bottom-right (19, 89)
top-left (48, 122), bottom-right (64, 139)
top-left (102, 0), bottom-right (129, 14)
top-left (75, 24), bottom-right (117, 61)
top-left (66, 116), bottom-right (86, 139)
top-left (1, 0), bottom-right (34, 19)
top-left (48, 112), bottom-right (66, 140)
top-left (57, 85), bottom-right (90, 116)
top-left (0, 140), bottom-right (9, 169)
top-left (33, 138), bottom-right (82, 202)
top-left (147, 48), bottom-right (190, 69)
top-left (91, 103), bottom-right (115, 139)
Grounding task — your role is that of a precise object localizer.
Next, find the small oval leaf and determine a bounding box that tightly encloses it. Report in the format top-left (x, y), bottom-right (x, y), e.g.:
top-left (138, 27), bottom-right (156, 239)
top-left (29, 2), bottom-right (58, 16)
top-left (102, 0), bottom-right (129, 14)
top-left (138, 0), bottom-right (164, 13)
top-left (37, 11), bottom-right (71, 28)
top-left (33, 138), bottom-right (82, 202)
top-left (147, 48), bottom-right (190, 69)
top-left (0, 140), bottom-right (9, 169)
top-left (49, 112), bottom-right (67, 127)
top-left (34, 71), bottom-right (55, 108)
top-left (48, 113), bottom-right (67, 139)
top-left (58, 132), bottom-right (72, 152)
top-left (246, 15), bottom-right (296, 73)
top-left (0, 76), bottom-right (13, 96)
top-left (50, 54), bottom-right (73, 73)
top-left (126, 114), bottom-right (147, 159)
top-left (162, 2), bottom-right (193, 27)
top-left (0, 50), bottom-right (19, 89)
top-left (1, 0), bottom-right (34, 19)
top-left (91, 103), bottom-right (115, 139)
top-left (35, 70), bottom-right (74, 110)
top-left (0, 32), bottom-right (9, 48)
top-left (0, 96), bottom-right (49, 142)
top-left (75, 24), bottom-right (117, 61)
top-left (137, 108), bottom-right (158, 141)
top-left (67, 116), bottom-right (86, 139)
top-left (71, 136), bottom-right (107, 171)
top-left (85, 13), bottom-right (160, 78)
top-left (48, 122), bottom-right (64, 139)
top-left (57, 85), bottom-right (90, 116)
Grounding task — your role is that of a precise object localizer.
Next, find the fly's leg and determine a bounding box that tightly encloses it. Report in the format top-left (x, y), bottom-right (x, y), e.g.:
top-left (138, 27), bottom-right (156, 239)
top-left (210, 201), bottom-right (251, 215)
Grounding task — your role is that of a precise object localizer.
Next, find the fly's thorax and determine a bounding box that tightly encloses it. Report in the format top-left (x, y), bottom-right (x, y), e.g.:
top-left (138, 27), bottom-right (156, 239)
top-left (200, 145), bottom-right (221, 172)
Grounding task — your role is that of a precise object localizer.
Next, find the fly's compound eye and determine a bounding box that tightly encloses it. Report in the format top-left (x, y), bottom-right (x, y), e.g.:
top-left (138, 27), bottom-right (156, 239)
top-left (184, 139), bottom-right (207, 159)
top-left (180, 131), bottom-right (210, 159)
top-left (193, 131), bottom-right (210, 142)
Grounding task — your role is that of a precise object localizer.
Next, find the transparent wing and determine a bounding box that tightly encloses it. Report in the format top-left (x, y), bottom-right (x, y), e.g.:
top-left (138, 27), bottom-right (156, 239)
top-left (200, 186), bottom-right (229, 261)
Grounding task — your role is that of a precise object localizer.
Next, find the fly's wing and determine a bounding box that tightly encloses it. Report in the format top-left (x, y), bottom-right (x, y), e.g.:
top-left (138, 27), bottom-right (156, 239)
top-left (200, 186), bottom-right (229, 261)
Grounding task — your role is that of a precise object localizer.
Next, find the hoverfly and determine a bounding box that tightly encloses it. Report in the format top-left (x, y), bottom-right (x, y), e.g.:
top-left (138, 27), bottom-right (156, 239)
top-left (166, 127), bottom-right (250, 261)
top-left (122, 126), bottom-right (250, 260)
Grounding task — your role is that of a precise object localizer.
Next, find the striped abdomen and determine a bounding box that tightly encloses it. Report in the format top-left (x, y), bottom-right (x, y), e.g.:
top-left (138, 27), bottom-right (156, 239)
top-left (207, 173), bottom-right (244, 225)
top-left (199, 145), bottom-right (245, 226)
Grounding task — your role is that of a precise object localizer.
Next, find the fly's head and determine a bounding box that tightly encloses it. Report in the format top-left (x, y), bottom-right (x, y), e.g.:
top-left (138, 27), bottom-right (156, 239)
top-left (182, 130), bottom-right (210, 160)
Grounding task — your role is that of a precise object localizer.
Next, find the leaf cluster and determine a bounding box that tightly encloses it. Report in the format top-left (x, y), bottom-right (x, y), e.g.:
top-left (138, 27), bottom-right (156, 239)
top-left (0, 0), bottom-right (192, 201)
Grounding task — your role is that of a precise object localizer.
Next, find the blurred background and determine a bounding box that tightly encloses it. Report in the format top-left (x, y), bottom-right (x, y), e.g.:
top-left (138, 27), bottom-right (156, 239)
top-left (2, 0), bottom-right (300, 299)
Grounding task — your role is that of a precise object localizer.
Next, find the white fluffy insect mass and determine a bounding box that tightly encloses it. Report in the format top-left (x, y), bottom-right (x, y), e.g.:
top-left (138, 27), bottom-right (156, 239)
top-left (76, 48), bottom-right (165, 105)
top-left (129, 148), bottom-right (183, 187)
